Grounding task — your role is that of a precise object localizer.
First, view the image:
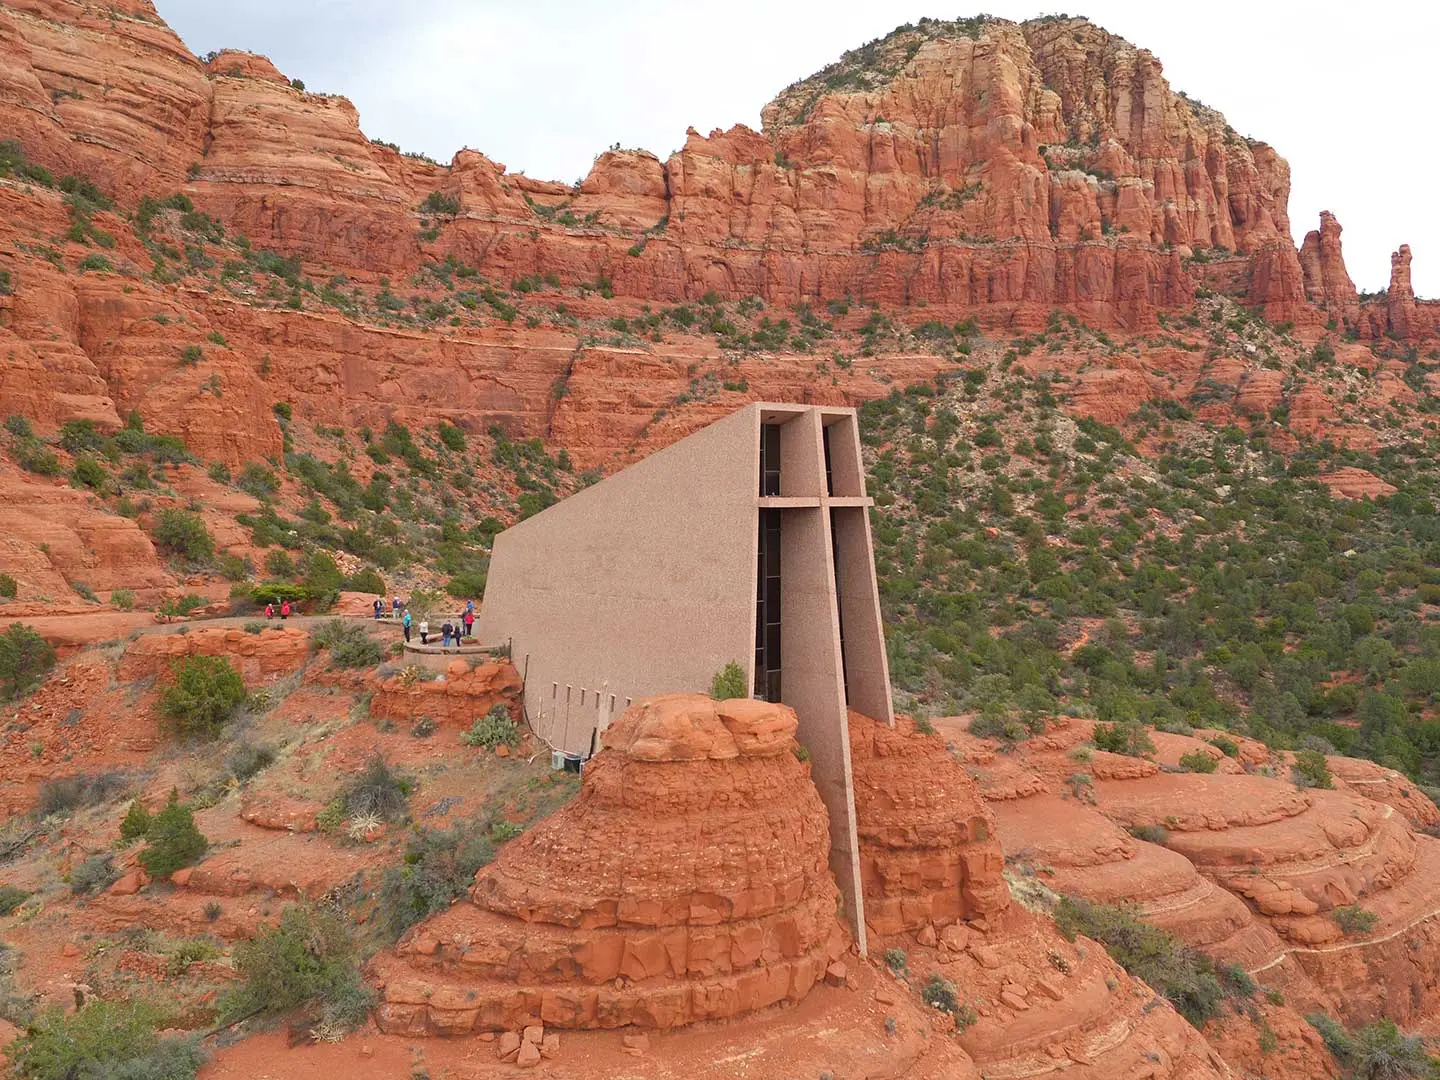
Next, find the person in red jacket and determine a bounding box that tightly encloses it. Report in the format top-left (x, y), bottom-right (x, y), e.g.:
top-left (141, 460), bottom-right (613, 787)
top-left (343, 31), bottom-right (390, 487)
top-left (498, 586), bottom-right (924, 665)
top-left (463, 606), bottom-right (475, 638)
top-left (280, 599), bottom-right (291, 619)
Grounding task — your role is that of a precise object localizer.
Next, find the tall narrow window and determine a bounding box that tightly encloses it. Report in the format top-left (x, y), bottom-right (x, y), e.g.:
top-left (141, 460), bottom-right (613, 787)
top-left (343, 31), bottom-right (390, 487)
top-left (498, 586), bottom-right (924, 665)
top-left (822, 424), bottom-right (835, 497)
top-left (754, 509), bottom-right (782, 701)
top-left (760, 423), bottom-right (781, 496)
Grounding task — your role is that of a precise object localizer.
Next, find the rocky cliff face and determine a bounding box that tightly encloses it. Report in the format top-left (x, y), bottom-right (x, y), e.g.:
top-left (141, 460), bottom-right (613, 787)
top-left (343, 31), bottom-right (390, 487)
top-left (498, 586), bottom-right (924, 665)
top-left (2, 2), bottom-right (1425, 340)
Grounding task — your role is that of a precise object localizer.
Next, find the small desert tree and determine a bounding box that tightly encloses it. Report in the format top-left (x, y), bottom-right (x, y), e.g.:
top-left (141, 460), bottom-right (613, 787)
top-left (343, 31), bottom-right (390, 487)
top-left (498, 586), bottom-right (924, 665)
top-left (0, 622), bottom-right (56, 700)
top-left (159, 655), bottom-right (246, 738)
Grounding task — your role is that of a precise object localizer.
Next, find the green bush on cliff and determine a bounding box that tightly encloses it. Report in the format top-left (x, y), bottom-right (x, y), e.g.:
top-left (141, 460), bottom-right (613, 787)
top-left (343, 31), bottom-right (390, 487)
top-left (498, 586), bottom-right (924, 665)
top-left (1054, 895), bottom-right (1238, 1028)
top-left (220, 904), bottom-right (372, 1031)
top-left (137, 790), bottom-right (207, 880)
top-left (3, 998), bottom-right (203, 1080)
top-left (159, 655), bottom-right (246, 738)
top-left (0, 623), bottom-right (56, 701)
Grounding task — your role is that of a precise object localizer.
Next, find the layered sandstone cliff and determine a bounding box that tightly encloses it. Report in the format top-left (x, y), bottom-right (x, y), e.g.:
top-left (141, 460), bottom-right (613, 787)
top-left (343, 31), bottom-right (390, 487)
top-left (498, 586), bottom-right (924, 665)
top-left (4, 1), bottom-right (1424, 336)
top-left (946, 715), bottom-right (1440, 1030)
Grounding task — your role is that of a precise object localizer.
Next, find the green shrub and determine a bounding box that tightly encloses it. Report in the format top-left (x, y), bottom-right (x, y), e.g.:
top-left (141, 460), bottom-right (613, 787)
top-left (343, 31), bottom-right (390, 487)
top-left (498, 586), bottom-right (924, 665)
top-left (57, 420), bottom-right (101, 453)
top-left (883, 947), bottom-right (907, 974)
top-left (68, 455), bottom-right (107, 490)
top-left (1126, 824), bottom-right (1169, 845)
top-left (375, 824), bottom-right (497, 939)
top-left (1178, 750), bottom-right (1218, 773)
top-left (436, 421), bottom-right (466, 450)
top-left (1305, 1014), bottom-right (1437, 1078)
top-left (0, 573), bottom-right (15, 599)
top-left (159, 655), bottom-right (246, 738)
top-left (69, 852), bottom-right (117, 896)
top-left (710, 661), bottom-right (747, 700)
top-left (152, 508), bottom-right (214, 562)
top-left (1054, 895), bottom-right (1236, 1028)
top-left (220, 904), bottom-right (373, 1029)
top-left (1333, 904), bottom-right (1379, 936)
top-left (137, 791), bottom-right (207, 880)
top-left (1208, 735), bottom-right (1240, 758)
top-left (119, 799), bottom-right (152, 842)
top-left (919, 974), bottom-right (974, 1027)
top-left (461, 705), bottom-right (519, 750)
top-left (419, 191), bottom-right (460, 217)
top-left (167, 937), bottom-right (220, 975)
top-left (344, 568), bottom-right (385, 594)
top-left (1293, 749), bottom-right (1333, 789)
top-left (1092, 721), bottom-right (1156, 757)
top-left (111, 587), bottom-right (135, 611)
top-left (264, 549), bottom-right (295, 577)
top-left (36, 771), bottom-right (128, 817)
top-left (237, 462), bottom-right (281, 499)
top-left (225, 741), bottom-right (277, 782)
top-left (311, 619), bottom-right (384, 669)
top-left (157, 593), bottom-right (206, 618)
top-left (342, 755), bottom-right (412, 822)
top-left (445, 568), bottom-right (487, 599)
top-left (13, 437), bottom-right (60, 476)
top-left (250, 582), bottom-right (308, 607)
top-left (4, 998), bottom-right (203, 1080)
top-left (0, 623), bottom-right (56, 700)
top-left (3, 414), bottom-right (32, 438)
top-left (0, 884), bottom-right (29, 916)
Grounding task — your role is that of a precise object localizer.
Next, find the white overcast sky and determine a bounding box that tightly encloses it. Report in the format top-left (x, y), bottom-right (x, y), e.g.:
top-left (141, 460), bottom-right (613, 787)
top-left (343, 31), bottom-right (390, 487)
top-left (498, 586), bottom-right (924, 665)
top-left (155, 1), bottom-right (1436, 296)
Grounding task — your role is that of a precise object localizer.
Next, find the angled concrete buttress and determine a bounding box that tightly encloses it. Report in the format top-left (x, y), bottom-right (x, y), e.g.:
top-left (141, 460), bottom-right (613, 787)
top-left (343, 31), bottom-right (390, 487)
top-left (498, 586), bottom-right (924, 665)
top-left (475, 402), bottom-right (894, 951)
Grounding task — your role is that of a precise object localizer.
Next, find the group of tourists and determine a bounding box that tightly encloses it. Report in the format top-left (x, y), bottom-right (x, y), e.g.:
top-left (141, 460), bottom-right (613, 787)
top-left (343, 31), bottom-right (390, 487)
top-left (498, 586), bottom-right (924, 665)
top-left (375, 595), bottom-right (477, 649)
top-left (263, 599), bottom-right (292, 619)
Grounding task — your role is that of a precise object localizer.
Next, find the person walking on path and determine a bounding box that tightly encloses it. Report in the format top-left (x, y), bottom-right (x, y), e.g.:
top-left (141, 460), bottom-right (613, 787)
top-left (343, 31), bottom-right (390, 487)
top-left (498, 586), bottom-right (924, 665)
top-left (264, 602), bottom-right (274, 620)
top-left (392, 595), bottom-right (401, 617)
top-left (419, 618), bottom-right (429, 645)
top-left (463, 606), bottom-right (475, 638)
top-left (280, 599), bottom-right (291, 620)
top-left (373, 598), bottom-right (382, 621)
top-left (402, 609), bottom-right (412, 642)
top-left (441, 620), bottom-right (454, 648)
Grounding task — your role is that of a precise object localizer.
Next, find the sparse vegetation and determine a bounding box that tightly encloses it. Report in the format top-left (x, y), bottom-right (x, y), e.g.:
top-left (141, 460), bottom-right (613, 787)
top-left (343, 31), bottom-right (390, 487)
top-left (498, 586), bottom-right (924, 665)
top-left (1054, 895), bottom-right (1248, 1028)
top-left (311, 619), bottom-right (384, 669)
top-left (136, 790), bottom-right (208, 880)
top-left (220, 904), bottom-right (373, 1030)
top-left (158, 655), bottom-right (247, 738)
top-left (0, 624), bottom-right (57, 701)
top-left (152, 508), bottom-right (215, 563)
top-left (4, 999), bottom-right (204, 1080)
top-left (1332, 904), bottom-right (1379, 936)
top-left (461, 705), bottom-right (519, 750)
top-left (710, 661), bottom-right (748, 700)
top-left (341, 755), bottom-right (412, 822)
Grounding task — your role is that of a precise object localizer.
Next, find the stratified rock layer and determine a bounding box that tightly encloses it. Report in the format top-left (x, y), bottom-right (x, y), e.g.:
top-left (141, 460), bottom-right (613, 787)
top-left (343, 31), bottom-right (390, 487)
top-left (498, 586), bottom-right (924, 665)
top-left (848, 711), bottom-right (1009, 936)
top-left (370, 695), bottom-right (846, 1034)
top-left (948, 715), bottom-right (1440, 1028)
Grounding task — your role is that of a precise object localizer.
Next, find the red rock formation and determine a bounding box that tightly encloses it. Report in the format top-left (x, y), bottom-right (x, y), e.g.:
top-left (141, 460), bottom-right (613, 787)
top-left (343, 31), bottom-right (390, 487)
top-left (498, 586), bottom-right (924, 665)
top-left (848, 712), bottom-right (1008, 936)
top-left (116, 626), bottom-right (310, 685)
top-left (1298, 212), bottom-right (1360, 330)
top-left (1387, 245), bottom-right (1419, 339)
top-left (367, 659), bottom-right (523, 730)
top-left (0, 4), bottom-right (1319, 329)
top-left (370, 695), bottom-right (847, 1034)
top-left (947, 715), bottom-right (1440, 1029)
top-left (1318, 467), bottom-right (1397, 500)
